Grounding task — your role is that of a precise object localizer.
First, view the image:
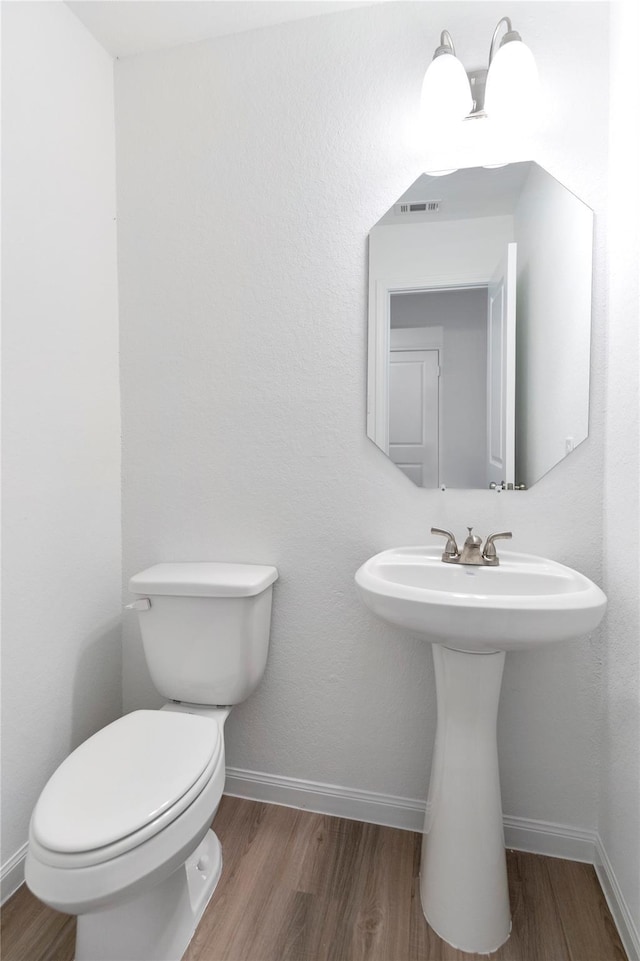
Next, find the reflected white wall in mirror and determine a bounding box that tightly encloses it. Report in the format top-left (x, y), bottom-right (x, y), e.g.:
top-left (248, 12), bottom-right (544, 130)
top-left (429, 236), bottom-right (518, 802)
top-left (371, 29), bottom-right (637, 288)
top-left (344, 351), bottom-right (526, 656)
top-left (367, 162), bottom-right (593, 490)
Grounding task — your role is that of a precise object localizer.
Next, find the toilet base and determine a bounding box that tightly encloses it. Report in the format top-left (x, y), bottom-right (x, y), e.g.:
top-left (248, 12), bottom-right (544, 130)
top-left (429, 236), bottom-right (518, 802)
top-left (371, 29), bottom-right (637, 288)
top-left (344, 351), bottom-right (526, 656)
top-left (75, 830), bottom-right (222, 961)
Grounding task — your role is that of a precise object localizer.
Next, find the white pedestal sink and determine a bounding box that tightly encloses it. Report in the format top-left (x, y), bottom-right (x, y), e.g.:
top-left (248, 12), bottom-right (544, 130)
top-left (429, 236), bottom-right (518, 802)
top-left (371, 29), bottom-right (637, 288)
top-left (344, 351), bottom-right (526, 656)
top-left (355, 546), bottom-right (607, 954)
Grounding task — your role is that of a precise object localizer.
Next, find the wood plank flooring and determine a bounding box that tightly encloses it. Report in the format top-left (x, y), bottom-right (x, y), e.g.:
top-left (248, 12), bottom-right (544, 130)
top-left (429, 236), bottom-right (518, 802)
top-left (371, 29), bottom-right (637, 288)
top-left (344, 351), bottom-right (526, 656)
top-left (1, 796), bottom-right (627, 961)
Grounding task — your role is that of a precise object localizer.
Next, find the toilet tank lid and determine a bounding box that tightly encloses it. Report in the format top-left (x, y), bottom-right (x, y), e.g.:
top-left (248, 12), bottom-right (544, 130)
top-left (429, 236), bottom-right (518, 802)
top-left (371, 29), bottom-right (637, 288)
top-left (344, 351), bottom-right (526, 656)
top-left (129, 562), bottom-right (278, 597)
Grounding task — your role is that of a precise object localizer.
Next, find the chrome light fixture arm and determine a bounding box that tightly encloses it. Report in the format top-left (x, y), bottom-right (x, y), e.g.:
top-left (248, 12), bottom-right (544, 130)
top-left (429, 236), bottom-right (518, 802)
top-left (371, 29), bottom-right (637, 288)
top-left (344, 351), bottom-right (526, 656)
top-left (422, 16), bottom-right (538, 123)
top-left (434, 30), bottom-right (456, 58)
top-left (488, 17), bottom-right (518, 65)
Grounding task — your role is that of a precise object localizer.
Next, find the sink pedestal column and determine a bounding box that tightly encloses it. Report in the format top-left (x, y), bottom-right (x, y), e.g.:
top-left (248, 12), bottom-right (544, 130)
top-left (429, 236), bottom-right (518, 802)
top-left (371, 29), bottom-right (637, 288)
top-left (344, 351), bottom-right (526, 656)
top-left (420, 644), bottom-right (510, 954)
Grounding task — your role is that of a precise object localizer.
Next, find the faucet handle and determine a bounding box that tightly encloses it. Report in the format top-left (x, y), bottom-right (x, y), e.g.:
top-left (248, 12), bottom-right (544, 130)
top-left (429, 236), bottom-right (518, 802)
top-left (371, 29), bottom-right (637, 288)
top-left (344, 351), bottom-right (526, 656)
top-left (431, 527), bottom-right (460, 561)
top-left (482, 531), bottom-right (512, 565)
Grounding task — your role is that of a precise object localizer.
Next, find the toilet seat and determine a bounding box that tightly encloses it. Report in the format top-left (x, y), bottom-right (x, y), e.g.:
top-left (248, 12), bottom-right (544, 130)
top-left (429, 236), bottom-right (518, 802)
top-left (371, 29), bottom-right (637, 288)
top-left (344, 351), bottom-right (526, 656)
top-left (26, 710), bottom-right (228, 917)
top-left (31, 711), bottom-right (222, 868)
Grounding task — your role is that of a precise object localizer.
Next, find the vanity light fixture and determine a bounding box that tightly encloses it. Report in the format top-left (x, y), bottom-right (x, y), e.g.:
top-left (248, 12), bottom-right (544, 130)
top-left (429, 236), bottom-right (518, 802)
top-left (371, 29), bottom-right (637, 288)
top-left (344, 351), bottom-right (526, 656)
top-left (421, 17), bottom-right (539, 124)
top-left (420, 30), bottom-right (473, 124)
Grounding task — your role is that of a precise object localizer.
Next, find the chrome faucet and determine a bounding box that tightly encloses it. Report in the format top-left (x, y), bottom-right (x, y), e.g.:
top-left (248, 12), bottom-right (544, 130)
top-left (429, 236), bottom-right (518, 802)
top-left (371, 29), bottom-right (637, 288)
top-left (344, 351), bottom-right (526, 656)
top-left (431, 527), bottom-right (512, 566)
top-left (459, 527), bottom-right (483, 564)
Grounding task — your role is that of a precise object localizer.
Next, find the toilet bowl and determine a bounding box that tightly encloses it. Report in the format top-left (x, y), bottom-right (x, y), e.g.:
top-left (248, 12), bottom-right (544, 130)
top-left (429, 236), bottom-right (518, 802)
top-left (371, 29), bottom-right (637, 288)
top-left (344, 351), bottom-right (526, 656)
top-left (25, 562), bottom-right (278, 961)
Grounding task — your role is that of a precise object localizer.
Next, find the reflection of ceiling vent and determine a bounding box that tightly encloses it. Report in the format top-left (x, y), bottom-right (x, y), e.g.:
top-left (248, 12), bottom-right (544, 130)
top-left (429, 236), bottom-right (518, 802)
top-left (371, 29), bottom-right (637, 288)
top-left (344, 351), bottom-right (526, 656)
top-left (394, 200), bottom-right (441, 215)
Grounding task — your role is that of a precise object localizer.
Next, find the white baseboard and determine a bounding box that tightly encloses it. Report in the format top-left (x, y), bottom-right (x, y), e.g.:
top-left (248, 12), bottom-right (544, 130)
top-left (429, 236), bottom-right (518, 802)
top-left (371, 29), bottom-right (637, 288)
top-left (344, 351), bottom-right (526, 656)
top-left (503, 814), bottom-right (597, 863)
top-left (225, 766), bottom-right (426, 831)
top-left (225, 766), bottom-right (598, 862)
top-left (1, 842), bottom-right (28, 906)
top-left (595, 834), bottom-right (640, 961)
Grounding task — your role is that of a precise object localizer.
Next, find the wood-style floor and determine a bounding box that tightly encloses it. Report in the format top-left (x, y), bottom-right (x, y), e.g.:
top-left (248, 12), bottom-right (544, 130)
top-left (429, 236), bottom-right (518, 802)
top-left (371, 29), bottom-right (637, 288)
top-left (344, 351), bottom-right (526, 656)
top-left (1, 796), bottom-right (627, 961)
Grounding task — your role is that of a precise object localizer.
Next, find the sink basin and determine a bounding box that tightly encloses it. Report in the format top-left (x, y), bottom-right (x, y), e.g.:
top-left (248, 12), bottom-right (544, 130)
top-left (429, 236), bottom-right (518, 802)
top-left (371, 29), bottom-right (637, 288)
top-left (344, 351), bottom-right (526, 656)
top-left (355, 546), bottom-right (606, 652)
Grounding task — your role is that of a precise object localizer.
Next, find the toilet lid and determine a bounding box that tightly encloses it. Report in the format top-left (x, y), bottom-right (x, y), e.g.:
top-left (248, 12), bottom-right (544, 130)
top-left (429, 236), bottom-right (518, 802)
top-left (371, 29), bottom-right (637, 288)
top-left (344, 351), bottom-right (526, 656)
top-left (32, 711), bottom-right (221, 854)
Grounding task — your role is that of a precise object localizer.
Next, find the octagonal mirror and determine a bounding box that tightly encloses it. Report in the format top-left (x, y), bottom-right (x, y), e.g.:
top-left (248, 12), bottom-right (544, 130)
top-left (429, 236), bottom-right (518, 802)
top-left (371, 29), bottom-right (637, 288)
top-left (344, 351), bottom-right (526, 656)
top-left (366, 161), bottom-right (593, 490)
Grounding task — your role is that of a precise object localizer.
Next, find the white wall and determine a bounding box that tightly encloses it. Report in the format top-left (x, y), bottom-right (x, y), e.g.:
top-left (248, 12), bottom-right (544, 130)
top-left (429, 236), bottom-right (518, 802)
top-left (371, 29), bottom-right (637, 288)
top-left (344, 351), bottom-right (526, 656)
top-left (116, 0), bottom-right (609, 840)
top-left (514, 163), bottom-right (593, 487)
top-left (600, 0), bottom-right (640, 950)
top-left (391, 288), bottom-right (488, 488)
top-left (1, 1), bottom-right (121, 895)
top-left (369, 216), bottom-right (513, 289)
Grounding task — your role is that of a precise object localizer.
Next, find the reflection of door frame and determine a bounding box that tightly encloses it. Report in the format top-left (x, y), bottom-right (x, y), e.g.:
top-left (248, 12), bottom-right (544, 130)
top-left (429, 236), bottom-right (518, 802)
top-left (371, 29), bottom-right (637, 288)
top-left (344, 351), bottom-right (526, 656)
top-left (486, 244), bottom-right (517, 488)
top-left (367, 279), bottom-right (488, 461)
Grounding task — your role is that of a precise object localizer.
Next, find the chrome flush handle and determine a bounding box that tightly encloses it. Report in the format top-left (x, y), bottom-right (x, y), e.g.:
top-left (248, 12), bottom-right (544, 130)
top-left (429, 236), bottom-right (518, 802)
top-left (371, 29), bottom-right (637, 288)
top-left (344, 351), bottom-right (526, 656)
top-left (125, 598), bottom-right (151, 611)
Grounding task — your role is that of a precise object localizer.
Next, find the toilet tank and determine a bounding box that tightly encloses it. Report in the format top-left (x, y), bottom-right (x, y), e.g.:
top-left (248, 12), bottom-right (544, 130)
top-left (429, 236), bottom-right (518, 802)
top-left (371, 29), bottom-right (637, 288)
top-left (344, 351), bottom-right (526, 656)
top-left (128, 563), bottom-right (278, 706)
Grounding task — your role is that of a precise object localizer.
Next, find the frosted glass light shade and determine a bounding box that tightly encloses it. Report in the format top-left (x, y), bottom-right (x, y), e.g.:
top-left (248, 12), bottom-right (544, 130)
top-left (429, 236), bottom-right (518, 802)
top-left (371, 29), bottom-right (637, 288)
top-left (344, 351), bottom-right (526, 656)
top-left (421, 53), bottom-right (473, 124)
top-left (484, 40), bottom-right (540, 120)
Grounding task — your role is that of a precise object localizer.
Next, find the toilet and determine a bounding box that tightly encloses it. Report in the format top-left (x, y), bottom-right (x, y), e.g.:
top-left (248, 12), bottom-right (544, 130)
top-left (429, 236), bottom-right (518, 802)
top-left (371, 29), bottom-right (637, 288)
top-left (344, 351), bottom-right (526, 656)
top-left (25, 561), bottom-right (278, 961)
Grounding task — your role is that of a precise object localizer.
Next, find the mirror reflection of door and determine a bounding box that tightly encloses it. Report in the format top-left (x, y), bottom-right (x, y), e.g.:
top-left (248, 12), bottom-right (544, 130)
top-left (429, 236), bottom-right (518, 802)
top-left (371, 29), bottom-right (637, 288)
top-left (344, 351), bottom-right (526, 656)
top-left (388, 348), bottom-right (440, 487)
top-left (388, 321), bottom-right (442, 486)
top-left (388, 284), bottom-right (498, 489)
